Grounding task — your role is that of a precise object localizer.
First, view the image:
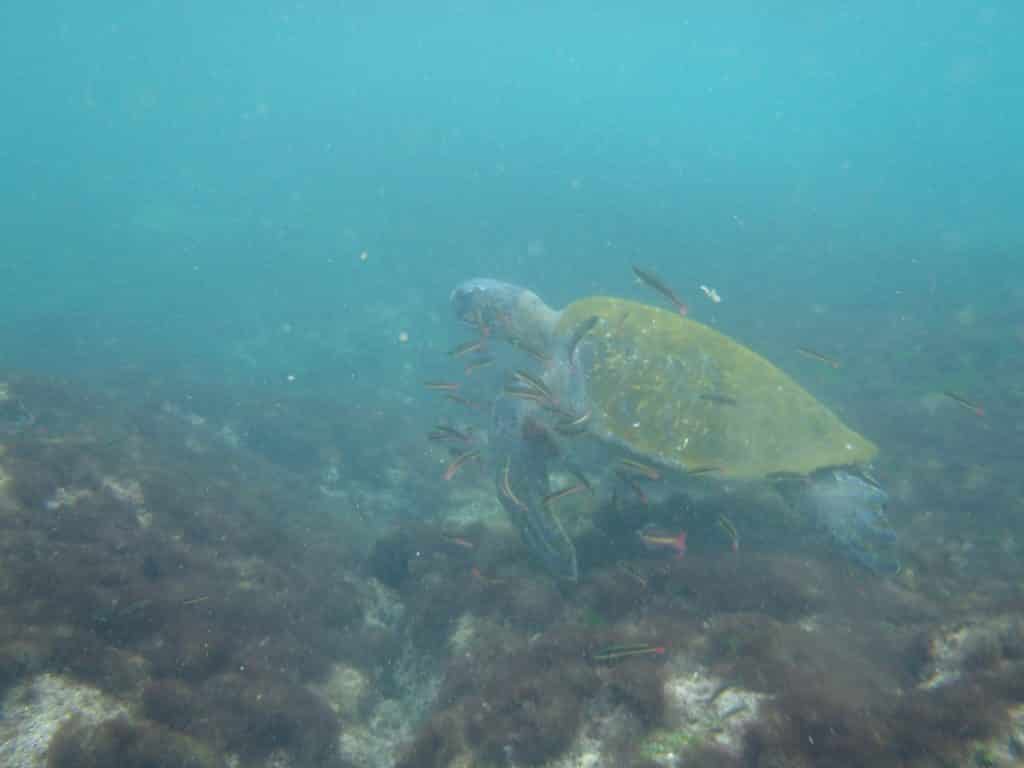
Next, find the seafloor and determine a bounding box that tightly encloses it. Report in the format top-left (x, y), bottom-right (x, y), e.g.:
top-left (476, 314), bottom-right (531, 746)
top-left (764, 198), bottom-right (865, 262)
top-left (1, 297), bottom-right (1023, 768)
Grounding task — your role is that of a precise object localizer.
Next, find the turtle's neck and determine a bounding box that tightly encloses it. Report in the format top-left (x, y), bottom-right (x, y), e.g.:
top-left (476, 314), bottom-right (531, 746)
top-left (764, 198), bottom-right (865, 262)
top-left (509, 287), bottom-right (561, 352)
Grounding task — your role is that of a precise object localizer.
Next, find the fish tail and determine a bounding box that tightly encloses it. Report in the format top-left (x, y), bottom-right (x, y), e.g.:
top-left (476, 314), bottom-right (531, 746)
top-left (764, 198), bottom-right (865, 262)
top-left (674, 531), bottom-right (687, 557)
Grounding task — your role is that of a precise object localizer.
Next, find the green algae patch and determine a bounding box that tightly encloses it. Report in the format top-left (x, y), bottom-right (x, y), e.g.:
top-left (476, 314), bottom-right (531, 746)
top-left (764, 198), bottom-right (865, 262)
top-left (636, 727), bottom-right (704, 762)
top-left (47, 714), bottom-right (227, 768)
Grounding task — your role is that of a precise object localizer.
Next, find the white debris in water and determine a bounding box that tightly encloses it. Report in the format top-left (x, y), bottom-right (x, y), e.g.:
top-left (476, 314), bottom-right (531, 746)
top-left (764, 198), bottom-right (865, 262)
top-left (700, 285), bottom-right (722, 303)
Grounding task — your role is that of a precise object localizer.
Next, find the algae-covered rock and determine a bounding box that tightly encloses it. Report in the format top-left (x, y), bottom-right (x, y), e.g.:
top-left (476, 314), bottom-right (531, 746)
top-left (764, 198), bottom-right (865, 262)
top-left (632, 663), bottom-right (763, 765)
top-left (0, 674), bottom-right (129, 768)
top-left (46, 715), bottom-right (226, 768)
top-left (317, 662), bottom-right (370, 719)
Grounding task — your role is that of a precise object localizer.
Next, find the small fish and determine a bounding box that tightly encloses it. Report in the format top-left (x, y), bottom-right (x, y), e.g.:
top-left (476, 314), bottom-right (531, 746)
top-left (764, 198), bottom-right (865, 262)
top-left (510, 369), bottom-right (553, 400)
top-left (449, 338), bottom-right (486, 358)
top-left (445, 393), bottom-right (484, 410)
top-left (700, 393), bottom-right (738, 406)
top-left (589, 642), bottom-right (666, 663)
top-left (632, 265), bottom-right (688, 316)
top-left (616, 470), bottom-right (649, 505)
top-left (471, 566), bottom-right (506, 585)
top-left (944, 391), bottom-right (985, 417)
top-left (500, 458), bottom-right (526, 509)
top-left (424, 380), bottom-right (460, 392)
top-left (182, 596), bottom-right (209, 606)
top-left (717, 514), bottom-right (740, 553)
top-left (619, 458), bottom-right (661, 481)
top-left (464, 356), bottom-right (495, 375)
top-left (443, 449), bottom-right (480, 481)
top-left (686, 465), bottom-right (722, 475)
top-left (113, 599), bottom-right (153, 618)
top-left (796, 346), bottom-right (841, 369)
top-left (442, 532), bottom-right (475, 549)
top-left (639, 525), bottom-right (687, 558)
top-left (566, 315), bottom-right (600, 363)
top-left (857, 469), bottom-right (885, 491)
top-left (428, 424), bottom-right (472, 442)
top-left (554, 409), bottom-right (592, 436)
top-left (503, 385), bottom-right (549, 403)
top-left (543, 483), bottom-right (587, 508)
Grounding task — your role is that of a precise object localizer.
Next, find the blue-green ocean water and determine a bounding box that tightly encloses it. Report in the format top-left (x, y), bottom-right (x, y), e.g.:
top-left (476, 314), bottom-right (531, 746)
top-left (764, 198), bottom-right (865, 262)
top-left (3, 2), bottom-right (1021, 389)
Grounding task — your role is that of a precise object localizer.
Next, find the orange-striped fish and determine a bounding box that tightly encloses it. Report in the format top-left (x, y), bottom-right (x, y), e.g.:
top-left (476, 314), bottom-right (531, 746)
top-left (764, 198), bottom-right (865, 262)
top-left (717, 514), bottom-right (740, 553)
top-left (944, 391), bottom-right (985, 417)
top-left (632, 265), bottom-right (688, 316)
top-left (554, 409), bottom-right (592, 436)
top-left (445, 393), bottom-right (484, 410)
top-left (503, 385), bottom-right (548, 403)
top-left (441, 532), bottom-right (475, 549)
top-left (616, 470), bottom-right (649, 505)
top-left (464, 356), bottom-right (495, 375)
top-left (619, 458), bottom-right (661, 481)
top-left (443, 449), bottom-right (480, 481)
top-left (686, 465), bottom-right (722, 475)
top-left (427, 424), bottom-right (472, 442)
top-left (543, 483), bottom-right (587, 508)
top-left (449, 338), bottom-right (486, 358)
top-left (796, 346), bottom-right (841, 369)
top-left (510, 369), bottom-right (553, 400)
top-left (638, 525), bottom-right (687, 558)
top-left (590, 642), bottom-right (666, 663)
top-left (500, 458), bottom-right (525, 509)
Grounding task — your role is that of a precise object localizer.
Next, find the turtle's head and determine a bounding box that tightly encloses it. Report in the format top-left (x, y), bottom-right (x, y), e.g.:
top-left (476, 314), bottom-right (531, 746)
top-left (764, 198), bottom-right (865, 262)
top-left (450, 279), bottom-right (514, 325)
top-left (450, 278), bottom-right (559, 350)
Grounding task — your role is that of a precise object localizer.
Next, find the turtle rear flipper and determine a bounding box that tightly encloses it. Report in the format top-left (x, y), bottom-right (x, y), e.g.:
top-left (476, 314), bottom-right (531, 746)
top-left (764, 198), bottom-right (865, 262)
top-left (793, 469), bottom-right (900, 575)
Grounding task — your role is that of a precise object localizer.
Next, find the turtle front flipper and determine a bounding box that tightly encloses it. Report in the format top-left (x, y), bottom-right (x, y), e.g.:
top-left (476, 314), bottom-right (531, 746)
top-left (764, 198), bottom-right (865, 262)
top-left (492, 396), bottom-right (579, 581)
top-left (791, 469), bottom-right (901, 575)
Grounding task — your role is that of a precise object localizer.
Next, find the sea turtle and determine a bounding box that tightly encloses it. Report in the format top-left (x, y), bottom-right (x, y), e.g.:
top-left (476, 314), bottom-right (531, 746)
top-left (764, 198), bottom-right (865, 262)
top-left (450, 278), bottom-right (900, 581)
